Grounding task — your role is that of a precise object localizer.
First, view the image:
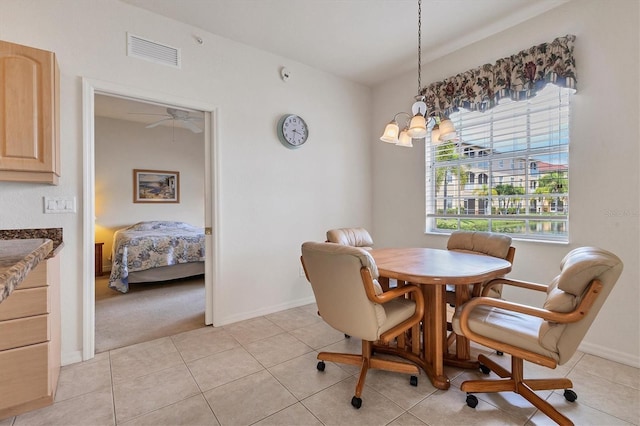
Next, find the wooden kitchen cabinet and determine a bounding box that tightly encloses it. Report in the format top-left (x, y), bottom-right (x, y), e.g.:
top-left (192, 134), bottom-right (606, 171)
top-left (0, 40), bottom-right (60, 184)
top-left (0, 254), bottom-right (61, 419)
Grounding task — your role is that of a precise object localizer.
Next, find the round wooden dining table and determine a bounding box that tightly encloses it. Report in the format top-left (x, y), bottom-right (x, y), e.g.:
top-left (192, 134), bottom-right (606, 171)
top-left (370, 247), bottom-right (512, 390)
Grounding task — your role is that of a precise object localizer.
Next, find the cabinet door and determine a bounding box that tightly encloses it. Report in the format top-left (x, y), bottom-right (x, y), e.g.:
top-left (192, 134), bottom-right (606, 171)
top-left (0, 40), bottom-right (59, 183)
top-left (0, 343), bottom-right (49, 412)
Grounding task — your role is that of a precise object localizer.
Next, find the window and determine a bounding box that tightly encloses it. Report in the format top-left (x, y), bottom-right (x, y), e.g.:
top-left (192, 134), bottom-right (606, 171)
top-left (467, 172), bottom-right (475, 184)
top-left (426, 84), bottom-right (572, 241)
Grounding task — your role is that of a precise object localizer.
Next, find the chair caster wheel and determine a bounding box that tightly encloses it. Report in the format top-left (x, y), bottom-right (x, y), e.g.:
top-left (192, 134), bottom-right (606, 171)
top-left (479, 364), bottom-right (491, 375)
top-left (564, 389), bottom-right (577, 402)
top-left (409, 375), bottom-right (418, 386)
top-left (351, 396), bottom-right (362, 409)
top-left (466, 394), bottom-right (478, 408)
top-left (344, 334), bottom-right (351, 338)
top-left (316, 361), bottom-right (325, 371)
top-left (496, 350), bottom-right (504, 356)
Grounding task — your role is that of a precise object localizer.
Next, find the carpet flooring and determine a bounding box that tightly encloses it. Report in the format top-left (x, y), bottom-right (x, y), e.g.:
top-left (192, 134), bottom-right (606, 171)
top-left (94, 274), bottom-right (206, 353)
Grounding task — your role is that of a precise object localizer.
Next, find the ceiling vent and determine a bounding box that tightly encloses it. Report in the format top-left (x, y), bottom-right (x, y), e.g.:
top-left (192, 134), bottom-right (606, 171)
top-left (127, 33), bottom-right (181, 68)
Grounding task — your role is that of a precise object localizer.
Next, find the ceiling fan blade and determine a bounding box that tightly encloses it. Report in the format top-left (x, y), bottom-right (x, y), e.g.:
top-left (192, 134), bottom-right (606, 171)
top-left (180, 120), bottom-right (203, 133)
top-left (145, 118), bottom-right (172, 129)
top-left (128, 112), bottom-right (171, 117)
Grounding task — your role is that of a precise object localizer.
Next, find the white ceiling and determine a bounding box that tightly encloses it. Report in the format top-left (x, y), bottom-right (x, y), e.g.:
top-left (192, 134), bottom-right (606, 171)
top-left (120, 0), bottom-right (569, 87)
top-left (100, 0), bottom-right (568, 125)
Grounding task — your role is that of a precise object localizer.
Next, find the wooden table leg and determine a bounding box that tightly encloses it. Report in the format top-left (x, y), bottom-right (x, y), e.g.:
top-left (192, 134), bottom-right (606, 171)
top-left (378, 276), bottom-right (390, 292)
top-left (420, 284), bottom-right (450, 390)
top-left (455, 284), bottom-right (471, 360)
top-left (443, 284), bottom-right (480, 370)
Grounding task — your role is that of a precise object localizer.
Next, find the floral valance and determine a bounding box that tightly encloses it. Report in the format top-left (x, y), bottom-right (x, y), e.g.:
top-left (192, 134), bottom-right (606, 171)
top-left (422, 35), bottom-right (577, 115)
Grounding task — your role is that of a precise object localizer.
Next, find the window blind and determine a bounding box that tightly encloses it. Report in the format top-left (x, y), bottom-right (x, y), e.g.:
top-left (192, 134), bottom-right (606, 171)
top-left (426, 84), bottom-right (572, 241)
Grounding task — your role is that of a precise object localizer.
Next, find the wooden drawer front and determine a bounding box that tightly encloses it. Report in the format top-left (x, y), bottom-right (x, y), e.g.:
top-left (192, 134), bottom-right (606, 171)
top-left (0, 343), bottom-right (49, 411)
top-left (0, 287), bottom-right (48, 321)
top-left (0, 315), bottom-right (49, 351)
top-left (17, 261), bottom-right (48, 289)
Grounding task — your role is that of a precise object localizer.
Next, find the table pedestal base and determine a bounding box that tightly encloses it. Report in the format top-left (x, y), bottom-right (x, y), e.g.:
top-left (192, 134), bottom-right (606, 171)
top-left (443, 354), bottom-right (480, 370)
top-left (373, 344), bottom-right (451, 390)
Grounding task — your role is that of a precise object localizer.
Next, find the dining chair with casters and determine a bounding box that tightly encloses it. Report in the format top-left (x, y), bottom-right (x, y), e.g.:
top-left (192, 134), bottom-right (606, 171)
top-left (300, 241), bottom-right (424, 409)
top-left (445, 231), bottom-right (515, 355)
top-left (446, 230), bottom-right (515, 301)
top-left (452, 246), bottom-right (623, 426)
top-left (325, 227), bottom-right (375, 338)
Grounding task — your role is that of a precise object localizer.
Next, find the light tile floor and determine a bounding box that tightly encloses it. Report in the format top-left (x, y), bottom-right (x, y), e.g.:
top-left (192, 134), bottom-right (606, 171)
top-left (3, 303), bottom-right (639, 426)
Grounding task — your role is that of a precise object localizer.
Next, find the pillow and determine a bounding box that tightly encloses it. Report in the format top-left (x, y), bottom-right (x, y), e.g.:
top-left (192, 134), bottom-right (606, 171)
top-left (447, 231), bottom-right (511, 259)
top-left (543, 276), bottom-right (577, 313)
top-left (447, 231), bottom-right (474, 251)
top-left (128, 221), bottom-right (190, 231)
top-left (327, 228), bottom-right (374, 248)
top-left (557, 251), bottom-right (617, 296)
top-left (471, 232), bottom-right (511, 259)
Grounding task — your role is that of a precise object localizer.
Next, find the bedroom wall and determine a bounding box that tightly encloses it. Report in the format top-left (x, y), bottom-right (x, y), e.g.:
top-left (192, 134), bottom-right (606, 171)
top-left (0, 0), bottom-right (372, 364)
top-left (95, 115), bottom-right (205, 271)
top-left (372, 0), bottom-right (640, 367)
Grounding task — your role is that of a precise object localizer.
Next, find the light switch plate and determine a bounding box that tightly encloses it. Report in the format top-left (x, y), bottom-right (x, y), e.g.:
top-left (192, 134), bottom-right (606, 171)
top-left (44, 196), bottom-right (76, 214)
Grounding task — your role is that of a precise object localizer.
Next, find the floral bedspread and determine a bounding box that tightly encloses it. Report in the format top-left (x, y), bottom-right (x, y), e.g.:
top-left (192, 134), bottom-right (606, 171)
top-left (108, 221), bottom-right (205, 293)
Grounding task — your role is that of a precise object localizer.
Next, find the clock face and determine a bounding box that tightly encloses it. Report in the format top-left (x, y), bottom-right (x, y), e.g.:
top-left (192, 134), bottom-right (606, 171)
top-left (278, 114), bottom-right (308, 148)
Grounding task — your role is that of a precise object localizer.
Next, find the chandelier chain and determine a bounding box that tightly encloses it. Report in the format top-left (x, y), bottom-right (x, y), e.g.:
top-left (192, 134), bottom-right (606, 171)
top-left (417, 0), bottom-right (422, 94)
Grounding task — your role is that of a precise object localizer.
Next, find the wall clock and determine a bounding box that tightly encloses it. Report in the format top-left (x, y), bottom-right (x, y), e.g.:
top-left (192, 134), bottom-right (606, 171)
top-left (277, 114), bottom-right (309, 149)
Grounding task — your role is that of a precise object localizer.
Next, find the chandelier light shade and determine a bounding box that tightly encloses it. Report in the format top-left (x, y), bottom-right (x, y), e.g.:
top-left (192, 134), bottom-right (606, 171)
top-left (379, 112), bottom-right (414, 146)
top-left (379, 0), bottom-right (456, 147)
top-left (408, 113), bottom-right (427, 138)
top-left (437, 118), bottom-right (456, 141)
top-left (396, 130), bottom-right (413, 147)
top-left (380, 121), bottom-right (400, 143)
top-left (431, 124), bottom-right (440, 143)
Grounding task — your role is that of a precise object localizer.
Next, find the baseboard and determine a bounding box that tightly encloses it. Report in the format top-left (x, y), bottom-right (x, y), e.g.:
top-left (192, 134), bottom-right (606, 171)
top-left (61, 350), bottom-right (83, 366)
top-left (578, 341), bottom-right (639, 368)
top-left (216, 296), bottom-right (316, 326)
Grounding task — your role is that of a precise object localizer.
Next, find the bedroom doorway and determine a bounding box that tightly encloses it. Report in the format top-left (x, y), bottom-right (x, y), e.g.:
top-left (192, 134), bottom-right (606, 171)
top-left (82, 79), bottom-right (219, 360)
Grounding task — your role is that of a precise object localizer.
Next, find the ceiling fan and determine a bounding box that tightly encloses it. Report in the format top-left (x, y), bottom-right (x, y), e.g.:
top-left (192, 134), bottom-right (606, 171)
top-left (136, 107), bottom-right (203, 133)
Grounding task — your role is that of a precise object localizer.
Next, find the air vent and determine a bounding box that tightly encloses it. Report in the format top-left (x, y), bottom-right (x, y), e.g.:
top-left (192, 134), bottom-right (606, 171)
top-left (127, 33), bottom-right (181, 68)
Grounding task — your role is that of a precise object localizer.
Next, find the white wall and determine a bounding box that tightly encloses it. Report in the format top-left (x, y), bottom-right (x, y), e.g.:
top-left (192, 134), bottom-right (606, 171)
top-left (0, 0), bottom-right (372, 364)
top-left (372, 0), bottom-right (639, 367)
top-left (95, 116), bottom-right (205, 270)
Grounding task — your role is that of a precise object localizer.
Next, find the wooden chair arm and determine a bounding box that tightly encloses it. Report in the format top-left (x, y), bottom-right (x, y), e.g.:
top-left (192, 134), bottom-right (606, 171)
top-left (463, 279), bottom-right (602, 325)
top-left (457, 279), bottom-right (603, 367)
top-left (481, 277), bottom-right (549, 296)
top-left (361, 267), bottom-right (425, 343)
top-left (361, 268), bottom-right (423, 309)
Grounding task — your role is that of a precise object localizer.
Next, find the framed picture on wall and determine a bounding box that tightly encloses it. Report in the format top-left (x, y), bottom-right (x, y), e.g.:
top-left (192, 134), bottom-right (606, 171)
top-left (133, 169), bottom-right (180, 203)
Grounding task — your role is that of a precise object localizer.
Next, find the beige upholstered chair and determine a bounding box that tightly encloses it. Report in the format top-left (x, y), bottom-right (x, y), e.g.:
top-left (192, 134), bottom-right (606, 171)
top-left (452, 247), bottom-right (623, 426)
top-left (446, 230), bottom-right (515, 300)
top-left (445, 231), bottom-right (515, 354)
top-left (326, 227), bottom-right (374, 250)
top-left (300, 241), bottom-right (424, 409)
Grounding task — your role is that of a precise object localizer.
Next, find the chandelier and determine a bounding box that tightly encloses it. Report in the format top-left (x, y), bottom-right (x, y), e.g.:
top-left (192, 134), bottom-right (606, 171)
top-left (379, 0), bottom-right (456, 147)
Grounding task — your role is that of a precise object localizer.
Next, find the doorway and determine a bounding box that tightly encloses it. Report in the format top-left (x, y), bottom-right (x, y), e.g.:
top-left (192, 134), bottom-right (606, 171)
top-left (82, 78), bottom-right (220, 360)
top-left (93, 94), bottom-right (204, 352)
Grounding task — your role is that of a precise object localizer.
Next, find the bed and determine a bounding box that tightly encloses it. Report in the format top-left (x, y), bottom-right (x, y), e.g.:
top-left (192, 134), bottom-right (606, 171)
top-left (108, 221), bottom-right (205, 293)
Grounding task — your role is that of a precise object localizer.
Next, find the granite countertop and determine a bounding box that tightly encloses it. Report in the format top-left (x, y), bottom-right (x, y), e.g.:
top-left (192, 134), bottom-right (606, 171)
top-left (0, 228), bottom-right (63, 258)
top-left (0, 239), bottom-right (53, 304)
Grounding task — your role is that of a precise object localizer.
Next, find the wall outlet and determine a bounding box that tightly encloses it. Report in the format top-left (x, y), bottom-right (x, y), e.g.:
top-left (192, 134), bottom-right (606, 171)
top-left (44, 196), bottom-right (76, 214)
